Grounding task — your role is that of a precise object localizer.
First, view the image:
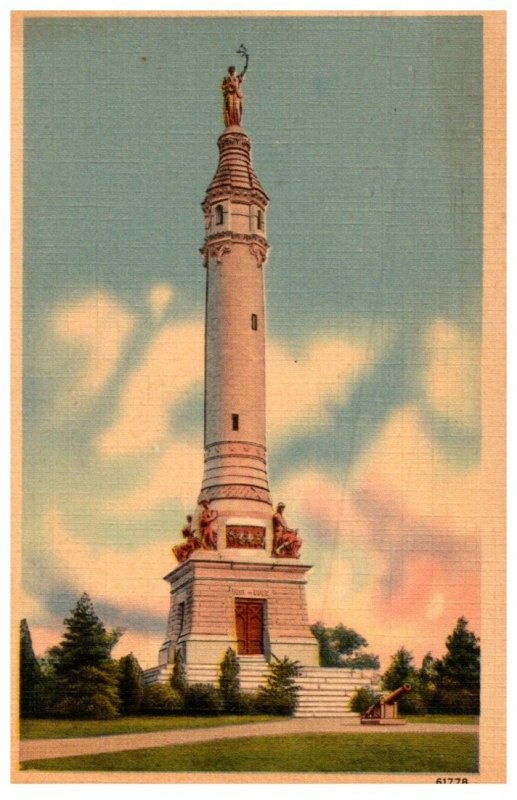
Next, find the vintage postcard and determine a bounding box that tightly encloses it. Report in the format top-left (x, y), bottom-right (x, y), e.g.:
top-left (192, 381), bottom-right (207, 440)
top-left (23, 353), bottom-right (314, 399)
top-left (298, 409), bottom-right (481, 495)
top-left (11, 9), bottom-right (506, 785)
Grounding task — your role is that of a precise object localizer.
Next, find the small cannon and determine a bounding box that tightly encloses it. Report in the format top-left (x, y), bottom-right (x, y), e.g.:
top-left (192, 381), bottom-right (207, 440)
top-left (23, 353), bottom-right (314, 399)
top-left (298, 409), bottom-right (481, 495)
top-left (360, 683), bottom-right (411, 725)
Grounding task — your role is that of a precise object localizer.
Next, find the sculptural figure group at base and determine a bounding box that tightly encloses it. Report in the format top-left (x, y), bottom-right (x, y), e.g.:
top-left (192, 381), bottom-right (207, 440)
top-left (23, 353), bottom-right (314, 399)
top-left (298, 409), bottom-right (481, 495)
top-left (171, 502), bottom-right (218, 563)
top-left (272, 502), bottom-right (302, 558)
top-left (199, 500), bottom-right (218, 550)
top-left (171, 515), bottom-right (200, 563)
top-left (172, 499), bottom-right (302, 563)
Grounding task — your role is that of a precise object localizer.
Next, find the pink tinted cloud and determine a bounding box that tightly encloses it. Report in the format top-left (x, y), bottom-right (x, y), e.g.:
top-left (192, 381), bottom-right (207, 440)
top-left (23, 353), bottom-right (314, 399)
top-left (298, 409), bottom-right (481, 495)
top-left (278, 443), bottom-right (480, 667)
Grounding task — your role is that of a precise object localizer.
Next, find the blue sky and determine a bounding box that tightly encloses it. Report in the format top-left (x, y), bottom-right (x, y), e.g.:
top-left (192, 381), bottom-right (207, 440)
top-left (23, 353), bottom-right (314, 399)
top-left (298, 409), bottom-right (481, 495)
top-left (22, 15), bottom-right (483, 667)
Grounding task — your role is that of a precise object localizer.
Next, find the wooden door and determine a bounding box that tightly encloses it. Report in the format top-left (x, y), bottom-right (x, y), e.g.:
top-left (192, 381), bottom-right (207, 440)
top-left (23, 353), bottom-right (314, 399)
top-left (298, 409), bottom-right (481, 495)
top-left (235, 600), bottom-right (264, 655)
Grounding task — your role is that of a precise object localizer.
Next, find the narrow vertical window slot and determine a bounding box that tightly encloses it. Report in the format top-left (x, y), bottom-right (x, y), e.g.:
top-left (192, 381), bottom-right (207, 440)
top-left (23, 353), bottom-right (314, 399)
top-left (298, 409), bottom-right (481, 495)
top-left (232, 414), bottom-right (239, 431)
top-left (251, 313), bottom-right (258, 330)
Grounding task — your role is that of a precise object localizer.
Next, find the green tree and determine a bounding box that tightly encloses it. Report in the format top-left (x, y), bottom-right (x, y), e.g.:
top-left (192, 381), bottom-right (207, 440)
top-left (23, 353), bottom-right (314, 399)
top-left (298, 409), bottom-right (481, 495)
top-left (19, 619), bottom-right (45, 718)
top-left (418, 651), bottom-right (439, 712)
top-left (381, 647), bottom-right (425, 714)
top-left (218, 647), bottom-right (240, 712)
top-left (118, 653), bottom-right (144, 715)
top-left (170, 648), bottom-right (188, 696)
top-left (256, 656), bottom-right (302, 715)
top-left (434, 617), bottom-right (480, 715)
top-left (381, 646), bottom-right (417, 691)
top-left (310, 622), bottom-right (380, 669)
top-left (37, 646), bottom-right (61, 712)
top-left (51, 593), bottom-right (122, 719)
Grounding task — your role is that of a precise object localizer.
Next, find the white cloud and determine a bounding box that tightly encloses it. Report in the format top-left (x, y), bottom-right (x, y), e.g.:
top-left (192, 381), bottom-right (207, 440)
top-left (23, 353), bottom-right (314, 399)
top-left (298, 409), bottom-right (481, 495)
top-left (351, 403), bottom-right (483, 533)
top-left (148, 283), bottom-right (174, 321)
top-left (45, 507), bottom-right (171, 624)
top-left (53, 292), bottom-right (135, 397)
top-left (97, 320), bottom-right (204, 457)
top-left (102, 441), bottom-right (203, 517)
top-left (266, 337), bottom-right (375, 441)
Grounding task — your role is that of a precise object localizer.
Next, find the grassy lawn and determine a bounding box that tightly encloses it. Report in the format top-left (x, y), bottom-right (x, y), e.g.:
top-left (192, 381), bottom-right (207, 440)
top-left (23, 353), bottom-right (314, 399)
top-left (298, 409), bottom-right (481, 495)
top-left (403, 715), bottom-right (478, 725)
top-left (19, 715), bottom-right (277, 740)
top-left (22, 732), bottom-right (478, 773)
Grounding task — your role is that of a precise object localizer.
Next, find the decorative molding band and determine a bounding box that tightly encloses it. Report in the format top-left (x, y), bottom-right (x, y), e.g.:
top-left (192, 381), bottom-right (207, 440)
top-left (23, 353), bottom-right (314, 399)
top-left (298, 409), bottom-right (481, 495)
top-left (202, 188), bottom-right (269, 211)
top-left (205, 441), bottom-right (267, 461)
top-left (197, 484), bottom-right (272, 505)
top-left (201, 232), bottom-right (269, 268)
top-left (204, 231), bottom-right (269, 249)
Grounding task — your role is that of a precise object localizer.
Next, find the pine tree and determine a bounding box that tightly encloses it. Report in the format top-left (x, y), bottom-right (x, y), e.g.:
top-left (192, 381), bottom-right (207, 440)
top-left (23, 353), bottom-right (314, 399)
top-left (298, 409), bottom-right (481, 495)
top-left (118, 653), bottom-right (144, 715)
top-left (52, 593), bottom-right (122, 719)
top-left (381, 647), bottom-right (425, 714)
top-left (256, 656), bottom-right (302, 715)
top-left (19, 619), bottom-right (44, 718)
top-left (418, 651), bottom-right (439, 712)
top-left (381, 647), bottom-right (417, 691)
top-left (435, 617), bottom-right (480, 714)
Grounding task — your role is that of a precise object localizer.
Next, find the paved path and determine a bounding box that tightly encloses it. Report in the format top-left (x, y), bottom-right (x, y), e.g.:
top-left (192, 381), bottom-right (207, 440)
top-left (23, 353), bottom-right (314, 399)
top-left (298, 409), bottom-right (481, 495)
top-left (19, 719), bottom-right (479, 763)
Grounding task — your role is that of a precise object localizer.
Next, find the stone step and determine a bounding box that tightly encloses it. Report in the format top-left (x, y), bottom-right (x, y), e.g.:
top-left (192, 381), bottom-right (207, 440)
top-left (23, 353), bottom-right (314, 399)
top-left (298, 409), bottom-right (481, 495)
top-left (298, 684), bottom-right (355, 697)
top-left (297, 679), bottom-right (375, 689)
top-left (295, 712), bottom-right (358, 719)
top-left (297, 708), bottom-right (355, 714)
top-left (302, 667), bottom-right (379, 676)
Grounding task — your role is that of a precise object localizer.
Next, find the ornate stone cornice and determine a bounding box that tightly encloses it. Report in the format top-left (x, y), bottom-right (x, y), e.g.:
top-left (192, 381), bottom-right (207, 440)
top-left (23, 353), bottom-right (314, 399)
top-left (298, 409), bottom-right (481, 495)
top-left (201, 231), bottom-right (269, 267)
top-left (217, 130), bottom-right (251, 151)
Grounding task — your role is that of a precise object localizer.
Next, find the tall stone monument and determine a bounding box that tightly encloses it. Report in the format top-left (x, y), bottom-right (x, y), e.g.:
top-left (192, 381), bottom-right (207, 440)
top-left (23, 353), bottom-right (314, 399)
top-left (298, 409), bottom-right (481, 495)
top-left (153, 49), bottom-right (319, 682)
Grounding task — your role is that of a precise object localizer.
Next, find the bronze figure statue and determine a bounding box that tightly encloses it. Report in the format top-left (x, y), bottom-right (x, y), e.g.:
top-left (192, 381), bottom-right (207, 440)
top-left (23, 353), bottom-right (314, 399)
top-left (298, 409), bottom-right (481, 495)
top-left (222, 44), bottom-right (249, 127)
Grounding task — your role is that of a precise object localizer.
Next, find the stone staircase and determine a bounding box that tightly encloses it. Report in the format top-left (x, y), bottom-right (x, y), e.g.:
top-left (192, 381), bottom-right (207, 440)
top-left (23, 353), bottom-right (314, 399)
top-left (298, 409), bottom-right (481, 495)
top-left (143, 655), bottom-right (269, 691)
top-left (143, 657), bottom-right (379, 718)
top-left (294, 666), bottom-right (379, 718)
top-left (186, 654), bottom-right (268, 692)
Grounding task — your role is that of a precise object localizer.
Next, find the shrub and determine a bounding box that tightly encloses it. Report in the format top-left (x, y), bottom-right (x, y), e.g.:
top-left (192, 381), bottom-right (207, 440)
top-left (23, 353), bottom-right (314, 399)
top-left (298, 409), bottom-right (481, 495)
top-left (349, 686), bottom-right (379, 714)
top-left (233, 691), bottom-right (259, 715)
top-left (118, 653), bottom-right (144, 715)
top-left (434, 685), bottom-right (480, 716)
top-left (183, 683), bottom-right (224, 716)
top-left (256, 656), bottom-right (301, 716)
top-left (140, 684), bottom-right (183, 715)
top-left (170, 648), bottom-right (188, 696)
top-left (218, 648), bottom-right (240, 712)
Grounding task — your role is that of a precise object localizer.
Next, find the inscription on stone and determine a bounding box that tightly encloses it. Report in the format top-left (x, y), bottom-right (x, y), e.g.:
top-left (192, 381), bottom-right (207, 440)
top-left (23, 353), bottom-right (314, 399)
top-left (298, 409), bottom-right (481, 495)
top-left (226, 525), bottom-right (266, 549)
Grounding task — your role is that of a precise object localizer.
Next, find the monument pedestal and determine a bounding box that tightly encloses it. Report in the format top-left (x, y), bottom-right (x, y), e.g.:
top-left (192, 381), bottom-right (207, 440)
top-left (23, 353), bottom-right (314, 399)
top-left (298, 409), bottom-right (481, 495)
top-left (158, 551), bottom-right (319, 675)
